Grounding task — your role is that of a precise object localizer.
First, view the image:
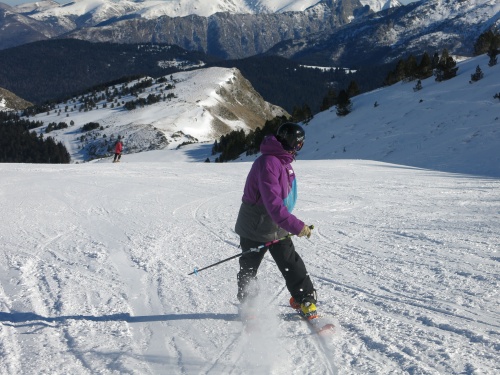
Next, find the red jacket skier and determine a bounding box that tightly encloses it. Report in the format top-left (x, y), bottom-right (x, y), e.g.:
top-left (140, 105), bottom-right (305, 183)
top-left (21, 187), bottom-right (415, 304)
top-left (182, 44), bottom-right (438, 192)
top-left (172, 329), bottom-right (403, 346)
top-left (113, 138), bottom-right (123, 162)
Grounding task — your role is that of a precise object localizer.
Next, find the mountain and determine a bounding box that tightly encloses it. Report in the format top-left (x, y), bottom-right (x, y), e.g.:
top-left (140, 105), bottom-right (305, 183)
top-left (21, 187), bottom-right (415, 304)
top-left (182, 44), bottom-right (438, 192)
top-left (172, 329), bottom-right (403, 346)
top-left (0, 39), bottom-right (392, 116)
top-left (1, 0), bottom-right (397, 58)
top-left (269, 0), bottom-right (500, 66)
top-left (4, 1), bottom-right (497, 69)
top-left (14, 0), bottom-right (395, 22)
top-left (23, 66), bottom-right (288, 161)
top-left (362, 0), bottom-right (401, 12)
top-left (0, 2), bottom-right (58, 50)
top-left (63, 6), bottom-right (338, 60)
top-left (0, 87), bottom-right (32, 111)
top-left (0, 40), bottom-right (221, 105)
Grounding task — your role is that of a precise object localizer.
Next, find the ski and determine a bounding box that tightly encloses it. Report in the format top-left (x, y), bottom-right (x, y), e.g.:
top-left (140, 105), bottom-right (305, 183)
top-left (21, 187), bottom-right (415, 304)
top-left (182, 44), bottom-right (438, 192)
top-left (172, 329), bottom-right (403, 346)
top-left (294, 309), bottom-right (335, 335)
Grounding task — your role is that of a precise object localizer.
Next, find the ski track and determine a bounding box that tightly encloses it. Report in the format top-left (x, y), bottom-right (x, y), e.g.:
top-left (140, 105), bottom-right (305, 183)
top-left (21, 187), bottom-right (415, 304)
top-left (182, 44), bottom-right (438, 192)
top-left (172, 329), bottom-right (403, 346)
top-left (0, 162), bottom-right (499, 374)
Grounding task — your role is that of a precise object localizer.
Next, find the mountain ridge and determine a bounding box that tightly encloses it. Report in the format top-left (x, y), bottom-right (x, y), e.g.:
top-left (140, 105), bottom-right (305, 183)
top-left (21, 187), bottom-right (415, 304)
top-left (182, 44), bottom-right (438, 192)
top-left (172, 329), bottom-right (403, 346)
top-left (268, 0), bottom-right (500, 66)
top-left (0, 0), bottom-right (394, 59)
top-left (14, 66), bottom-right (289, 162)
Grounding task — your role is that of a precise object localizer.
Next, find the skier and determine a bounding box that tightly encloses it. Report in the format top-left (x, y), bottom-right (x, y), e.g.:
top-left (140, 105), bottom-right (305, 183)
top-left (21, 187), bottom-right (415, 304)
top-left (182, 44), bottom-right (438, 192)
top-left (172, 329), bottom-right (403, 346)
top-left (234, 122), bottom-right (317, 318)
top-left (113, 137), bottom-right (123, 163)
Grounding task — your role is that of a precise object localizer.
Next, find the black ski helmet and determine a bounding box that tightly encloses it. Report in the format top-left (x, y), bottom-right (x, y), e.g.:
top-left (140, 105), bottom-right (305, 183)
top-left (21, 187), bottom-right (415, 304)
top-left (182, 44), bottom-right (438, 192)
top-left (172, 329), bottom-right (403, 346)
top-left (276, 122), bottom-right (305, 152)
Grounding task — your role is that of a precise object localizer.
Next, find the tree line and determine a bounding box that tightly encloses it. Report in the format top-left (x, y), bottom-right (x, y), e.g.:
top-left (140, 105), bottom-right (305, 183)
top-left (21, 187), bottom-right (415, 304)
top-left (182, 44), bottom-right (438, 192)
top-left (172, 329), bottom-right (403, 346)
top-left (0, 112), bottom-right (70, 163)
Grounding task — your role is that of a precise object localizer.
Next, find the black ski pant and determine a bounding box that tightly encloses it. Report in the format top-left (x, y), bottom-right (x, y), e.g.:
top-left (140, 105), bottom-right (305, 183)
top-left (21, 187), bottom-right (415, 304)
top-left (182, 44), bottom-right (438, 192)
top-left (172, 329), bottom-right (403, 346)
top-left (237, 236), bottom-right (316, 303)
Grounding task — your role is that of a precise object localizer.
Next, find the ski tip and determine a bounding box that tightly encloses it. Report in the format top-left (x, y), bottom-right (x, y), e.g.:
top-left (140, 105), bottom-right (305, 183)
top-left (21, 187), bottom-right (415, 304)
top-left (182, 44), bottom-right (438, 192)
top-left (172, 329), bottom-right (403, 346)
top-left (317, 323), bottom-right (335, 335)
top-left (188, 267), bottom-right (199, 276)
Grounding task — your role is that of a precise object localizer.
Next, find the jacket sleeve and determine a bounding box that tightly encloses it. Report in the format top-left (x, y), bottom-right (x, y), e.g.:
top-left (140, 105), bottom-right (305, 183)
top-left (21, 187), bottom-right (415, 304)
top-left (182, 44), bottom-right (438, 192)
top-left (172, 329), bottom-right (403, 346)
top-left (258, 158), bottom-right (304, 235)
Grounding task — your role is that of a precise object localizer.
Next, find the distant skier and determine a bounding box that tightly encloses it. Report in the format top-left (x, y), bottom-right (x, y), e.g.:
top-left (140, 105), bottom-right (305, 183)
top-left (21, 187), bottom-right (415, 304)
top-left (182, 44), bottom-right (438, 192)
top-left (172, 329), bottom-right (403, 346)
top-left (234, 122), bottom-right (317, 318)
top-left (113, 137), bottom-right (123, 163)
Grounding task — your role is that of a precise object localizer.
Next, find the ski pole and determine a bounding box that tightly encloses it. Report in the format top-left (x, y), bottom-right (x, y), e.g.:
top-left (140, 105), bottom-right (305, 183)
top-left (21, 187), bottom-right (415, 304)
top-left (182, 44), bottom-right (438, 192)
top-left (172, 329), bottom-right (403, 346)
top-left (188, 225), bottom-right (314, 275)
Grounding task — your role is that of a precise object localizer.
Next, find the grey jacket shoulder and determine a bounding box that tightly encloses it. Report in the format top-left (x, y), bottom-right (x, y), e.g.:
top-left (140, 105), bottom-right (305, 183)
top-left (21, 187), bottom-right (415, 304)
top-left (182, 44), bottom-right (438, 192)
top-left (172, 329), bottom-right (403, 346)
top-left (235, 201), bottom-right (288, 243)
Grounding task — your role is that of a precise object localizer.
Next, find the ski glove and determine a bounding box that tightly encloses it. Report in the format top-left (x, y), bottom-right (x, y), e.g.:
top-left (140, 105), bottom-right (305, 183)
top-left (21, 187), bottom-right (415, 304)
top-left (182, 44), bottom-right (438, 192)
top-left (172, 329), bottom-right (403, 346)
top-left (298, 225), bottom-right (312, 238)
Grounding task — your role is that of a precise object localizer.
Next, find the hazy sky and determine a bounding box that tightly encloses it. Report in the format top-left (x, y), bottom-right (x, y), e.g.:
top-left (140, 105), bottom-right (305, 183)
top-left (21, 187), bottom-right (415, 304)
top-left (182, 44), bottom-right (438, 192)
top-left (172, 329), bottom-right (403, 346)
top-left (2, 0), bottom-right (419, 7)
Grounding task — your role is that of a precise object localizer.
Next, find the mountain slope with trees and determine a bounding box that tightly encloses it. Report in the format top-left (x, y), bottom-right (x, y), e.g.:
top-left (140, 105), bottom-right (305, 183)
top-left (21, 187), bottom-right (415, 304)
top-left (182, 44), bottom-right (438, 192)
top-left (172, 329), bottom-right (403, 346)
top-left (0, 39), bottom-right (218, 105)
top-left (0, 39), bottom-right (393, 113)
top-left (0, 111), bottom-right (70, 163)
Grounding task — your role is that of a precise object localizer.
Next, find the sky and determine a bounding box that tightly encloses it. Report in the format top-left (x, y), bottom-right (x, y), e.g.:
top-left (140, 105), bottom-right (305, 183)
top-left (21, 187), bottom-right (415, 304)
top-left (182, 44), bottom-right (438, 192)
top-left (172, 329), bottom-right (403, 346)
top-left (3, 0), bottom-right (419, 8)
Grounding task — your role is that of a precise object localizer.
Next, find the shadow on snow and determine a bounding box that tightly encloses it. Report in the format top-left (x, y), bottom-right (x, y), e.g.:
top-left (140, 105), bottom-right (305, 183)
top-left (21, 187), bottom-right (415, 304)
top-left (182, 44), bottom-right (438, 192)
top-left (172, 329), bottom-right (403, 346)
top-left (0, 311), bottom-right (239, 327)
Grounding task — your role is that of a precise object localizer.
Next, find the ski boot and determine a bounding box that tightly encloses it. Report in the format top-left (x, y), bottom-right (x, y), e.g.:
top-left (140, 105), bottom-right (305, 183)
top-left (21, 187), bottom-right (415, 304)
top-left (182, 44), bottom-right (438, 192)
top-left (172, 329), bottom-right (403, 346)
top-left (290, 297), bottom-right (318, 320)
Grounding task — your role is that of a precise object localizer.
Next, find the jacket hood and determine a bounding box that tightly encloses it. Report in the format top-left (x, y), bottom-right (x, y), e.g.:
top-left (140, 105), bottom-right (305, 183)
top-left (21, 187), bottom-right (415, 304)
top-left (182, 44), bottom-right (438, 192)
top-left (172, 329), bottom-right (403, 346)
top-left (260, 135), bottom-right (294, 164)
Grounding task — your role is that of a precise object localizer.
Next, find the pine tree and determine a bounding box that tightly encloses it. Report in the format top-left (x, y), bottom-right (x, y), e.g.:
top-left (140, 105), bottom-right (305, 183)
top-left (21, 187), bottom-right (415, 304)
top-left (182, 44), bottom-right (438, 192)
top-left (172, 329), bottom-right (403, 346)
top-left (384, 59), bottom-right (406, 86)
top-left (417, 52), bottom-right (433, 79)
top-left (347, 81), bottom-right (360, 98)
top-left (432, 52), bottom-right (440, 70)
top-left (488, 46), bottom-right (498, 67)
top-left (404, 55), bottom-right (418, 81)
top-left (292, 104), bottom-right (312, 123)
top-left (320, 88), bottom-right (337, 111)
top-left (413, 80), bottom-right (423, 92)
top-left (301, 104), bottom-right (313, 123)
top-left (336, 90), bottom-right (352, 117)
top-left (470, 65), bottom-right (484, 83)
top-left (434, 49), bottom-right (458, 82)
top-left (474, 30), bottom-right (500, 56)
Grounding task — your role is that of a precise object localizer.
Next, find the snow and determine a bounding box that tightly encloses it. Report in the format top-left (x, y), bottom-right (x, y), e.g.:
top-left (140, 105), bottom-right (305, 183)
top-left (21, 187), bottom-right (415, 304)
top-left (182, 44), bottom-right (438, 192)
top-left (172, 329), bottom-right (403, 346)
top-left (27, 0), bottom-right (324, 20)
top-left (1, 54), bottom-right (499, 374)
top-left (24, 0), bottom-right (401, 20)
top-left (360, 0), bottom-right (403, 13)
top-left (1, 158), bottom-right (499, 374)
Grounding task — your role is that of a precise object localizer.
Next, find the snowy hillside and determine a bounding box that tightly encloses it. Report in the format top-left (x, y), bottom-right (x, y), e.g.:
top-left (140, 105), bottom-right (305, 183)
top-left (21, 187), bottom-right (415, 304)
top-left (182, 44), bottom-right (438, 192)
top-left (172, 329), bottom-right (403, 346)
top-left (26, 66), bottom-right (287, 162)
top-left (301, 54), bottom-right (500, 177)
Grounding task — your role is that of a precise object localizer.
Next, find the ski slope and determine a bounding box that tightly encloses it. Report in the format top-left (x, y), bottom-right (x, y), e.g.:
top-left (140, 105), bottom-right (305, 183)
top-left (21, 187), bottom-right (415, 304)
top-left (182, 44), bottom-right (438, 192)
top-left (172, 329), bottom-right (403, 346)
top-left (0, 152), bottom-right (498, 374)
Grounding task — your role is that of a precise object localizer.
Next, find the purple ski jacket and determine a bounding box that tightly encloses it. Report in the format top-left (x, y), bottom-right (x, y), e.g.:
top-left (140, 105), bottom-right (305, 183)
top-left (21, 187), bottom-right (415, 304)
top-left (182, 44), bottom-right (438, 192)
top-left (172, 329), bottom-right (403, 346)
top-left (234, 135), bottom-right (305, 242)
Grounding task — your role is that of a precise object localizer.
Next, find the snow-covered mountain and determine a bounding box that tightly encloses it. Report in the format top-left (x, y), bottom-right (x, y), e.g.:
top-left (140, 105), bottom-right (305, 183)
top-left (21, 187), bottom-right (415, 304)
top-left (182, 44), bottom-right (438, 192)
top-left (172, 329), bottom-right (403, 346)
top-left (24, 66), bottom-right (288, 161)
top-left (270, 0), bottom-right (500, 66)
top-left (50, 0), bottom-right (498, 61)
top-left (14, 0), bottom-right (399, 20)
top-left (0, 2), bottom-right (59, 50)
top-left (1, 0), bottom-right (403, 58)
